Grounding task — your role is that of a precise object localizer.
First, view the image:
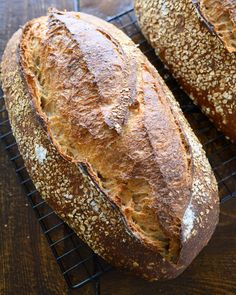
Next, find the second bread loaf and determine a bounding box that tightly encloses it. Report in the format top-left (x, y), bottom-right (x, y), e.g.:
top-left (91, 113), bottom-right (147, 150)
top-left (135, 0), bottom-right (236, 142)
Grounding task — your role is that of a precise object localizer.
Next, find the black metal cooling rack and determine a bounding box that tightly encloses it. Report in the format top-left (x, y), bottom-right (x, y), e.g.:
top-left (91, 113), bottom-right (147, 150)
top-left (0, 7), bottom-right (236, 295)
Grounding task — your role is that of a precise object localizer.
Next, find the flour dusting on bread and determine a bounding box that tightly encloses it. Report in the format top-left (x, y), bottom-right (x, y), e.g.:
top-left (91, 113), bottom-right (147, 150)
top-left (182, 203), bottom-right (195, 242)
top-left (34, 144), bottom-right (47, 164)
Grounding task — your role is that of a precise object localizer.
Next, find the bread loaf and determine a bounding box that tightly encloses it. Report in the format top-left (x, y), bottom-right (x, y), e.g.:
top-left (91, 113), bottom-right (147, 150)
top-left (1, 9), bottom-right (219, 280)
top-left (135, 0), bottom-right (236, 142)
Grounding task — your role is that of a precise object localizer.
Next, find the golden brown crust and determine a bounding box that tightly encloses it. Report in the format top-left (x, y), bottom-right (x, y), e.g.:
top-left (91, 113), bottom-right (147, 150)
top-left (1, 10), bottom-right (219, 280)
top-left (135, 0), bottom-right (236, 143)
top-left (197, 0), bottom-right (236, 53)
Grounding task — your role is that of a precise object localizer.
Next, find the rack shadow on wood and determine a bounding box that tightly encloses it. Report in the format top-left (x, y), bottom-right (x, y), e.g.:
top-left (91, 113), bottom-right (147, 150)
top-left (0, 8), bottom-right (235, 295)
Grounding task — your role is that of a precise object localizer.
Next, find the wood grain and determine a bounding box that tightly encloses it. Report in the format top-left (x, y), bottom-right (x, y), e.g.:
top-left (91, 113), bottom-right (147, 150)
top-left (80, 0), bottom-right (133, 19)
top-left (0, 0), bottom-right (236, 295)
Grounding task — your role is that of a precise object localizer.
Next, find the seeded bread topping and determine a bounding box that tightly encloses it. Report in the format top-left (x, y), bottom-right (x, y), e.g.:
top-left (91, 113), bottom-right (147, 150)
top-left (135, 0), bottom-right (236, 142)
top-left (1, 10), bottom-right (219, 280)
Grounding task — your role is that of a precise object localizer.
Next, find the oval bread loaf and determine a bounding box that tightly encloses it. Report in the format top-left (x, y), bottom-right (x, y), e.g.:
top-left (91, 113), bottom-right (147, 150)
top-left (135, 0), bottom-right (236, 142)
top-left (1, 10), bottom-right (219, 280)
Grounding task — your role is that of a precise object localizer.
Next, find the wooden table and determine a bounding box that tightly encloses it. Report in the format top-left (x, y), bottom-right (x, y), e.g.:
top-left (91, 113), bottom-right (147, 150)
top-left (0, 1), bottom-right (236, 294)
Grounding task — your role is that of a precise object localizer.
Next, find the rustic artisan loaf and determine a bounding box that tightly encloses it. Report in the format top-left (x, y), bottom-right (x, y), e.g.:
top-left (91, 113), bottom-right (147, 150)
top-left (1, 9), bottom-right (219, 280)
top-left (135, 0), bottom-right (236, 142)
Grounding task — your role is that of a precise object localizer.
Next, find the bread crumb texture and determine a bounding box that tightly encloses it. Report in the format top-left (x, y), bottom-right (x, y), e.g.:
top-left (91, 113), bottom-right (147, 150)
top-left (1, 10), bottom-right (219, 280)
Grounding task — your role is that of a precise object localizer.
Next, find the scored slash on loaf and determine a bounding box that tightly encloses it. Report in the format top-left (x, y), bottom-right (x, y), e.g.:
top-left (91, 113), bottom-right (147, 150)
top-left (1, 9), bottom-right (219, 280)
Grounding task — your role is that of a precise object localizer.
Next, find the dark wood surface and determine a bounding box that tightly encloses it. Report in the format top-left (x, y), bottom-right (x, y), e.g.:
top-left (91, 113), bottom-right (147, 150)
top-left (0, 1), bottom-right (236, 294)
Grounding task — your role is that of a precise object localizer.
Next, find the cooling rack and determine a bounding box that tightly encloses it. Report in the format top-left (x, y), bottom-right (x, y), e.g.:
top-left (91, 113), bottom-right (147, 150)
top-left (0, 7), bottom-right (235, 295)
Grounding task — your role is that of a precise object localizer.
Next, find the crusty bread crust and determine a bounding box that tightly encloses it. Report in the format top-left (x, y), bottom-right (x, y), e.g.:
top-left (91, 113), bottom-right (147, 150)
top-left (198, 0), bottom-right (236, 53)
top-left (1, 10), bottom-right (219, 280)
top-left (135, 0), bottom-right (236, 142)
